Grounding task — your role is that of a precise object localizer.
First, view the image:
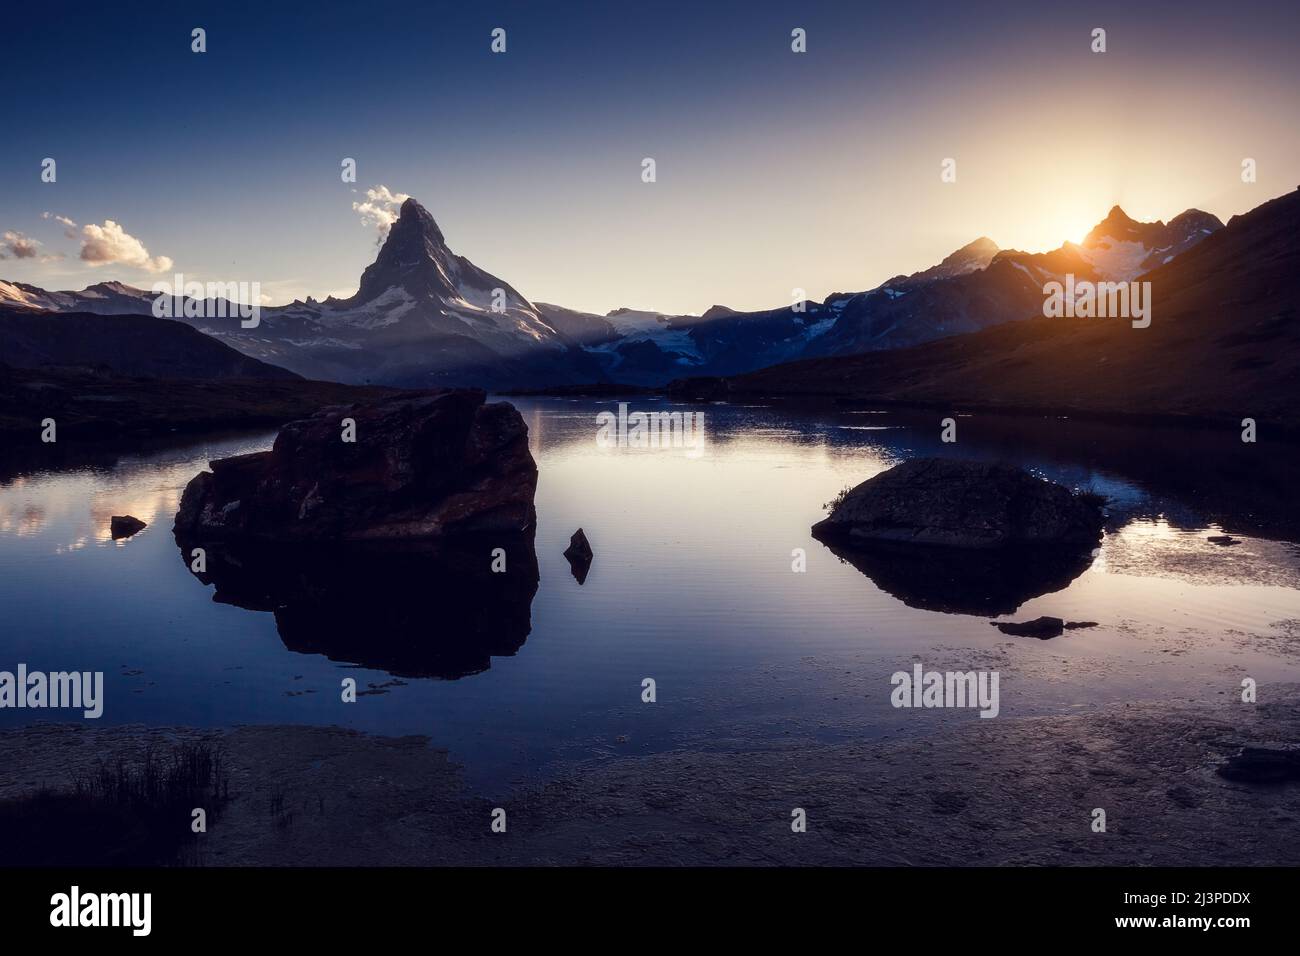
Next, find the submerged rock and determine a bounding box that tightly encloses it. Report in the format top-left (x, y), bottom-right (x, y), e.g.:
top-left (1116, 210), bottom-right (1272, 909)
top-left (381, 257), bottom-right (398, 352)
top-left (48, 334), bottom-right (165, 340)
top-left (563, 528), bottom-right (594, 584)
top-left (174, 389), bottom-right (536, 542)
top-left (812, 458), bottom-right (1105, 549)
top-left (109, 515), bottom-right (147, 539)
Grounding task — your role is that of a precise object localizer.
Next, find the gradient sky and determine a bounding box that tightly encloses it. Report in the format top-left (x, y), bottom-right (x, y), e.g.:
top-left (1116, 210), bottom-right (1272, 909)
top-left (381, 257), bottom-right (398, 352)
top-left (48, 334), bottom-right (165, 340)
top-left (2, 0), bottom-right (1298, 314)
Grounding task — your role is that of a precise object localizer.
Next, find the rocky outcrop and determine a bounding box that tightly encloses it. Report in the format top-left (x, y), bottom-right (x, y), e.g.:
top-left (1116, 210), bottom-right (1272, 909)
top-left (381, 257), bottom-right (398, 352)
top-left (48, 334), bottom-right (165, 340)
top-left (812, 458), bottom-right (1104, 550)
top-left (174, 389), bottom-right (537, 542)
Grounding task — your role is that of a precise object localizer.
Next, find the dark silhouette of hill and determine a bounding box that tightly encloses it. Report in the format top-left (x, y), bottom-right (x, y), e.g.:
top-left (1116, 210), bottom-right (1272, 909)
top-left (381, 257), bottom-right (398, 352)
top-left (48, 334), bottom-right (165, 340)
top-left (0, 309), bottom-right (299, 380)
top-left (0, 364), bottom-right (392, 440)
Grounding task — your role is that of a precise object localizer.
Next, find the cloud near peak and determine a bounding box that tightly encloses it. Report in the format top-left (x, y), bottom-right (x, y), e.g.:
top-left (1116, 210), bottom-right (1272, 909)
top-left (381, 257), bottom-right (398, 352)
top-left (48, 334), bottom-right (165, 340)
top-left (352, 185), bottom-right (410, 240)
top-left (79, 220), bottom-right (173, 273)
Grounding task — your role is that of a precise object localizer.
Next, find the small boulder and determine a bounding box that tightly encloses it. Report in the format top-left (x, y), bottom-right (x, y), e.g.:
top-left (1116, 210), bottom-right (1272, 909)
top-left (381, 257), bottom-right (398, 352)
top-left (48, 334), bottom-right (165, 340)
top-left (110, 515), bottom-right (147, 539)
top-left (1207, 535), bottom-right (1240, 546)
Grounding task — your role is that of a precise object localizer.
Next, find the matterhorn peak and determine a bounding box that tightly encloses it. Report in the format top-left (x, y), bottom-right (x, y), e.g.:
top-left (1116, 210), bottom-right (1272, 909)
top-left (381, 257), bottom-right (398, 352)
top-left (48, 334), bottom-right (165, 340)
top-left (389, 197), bottom-right (447, 249)
top-left (349, 196), bottom-right (458, 304)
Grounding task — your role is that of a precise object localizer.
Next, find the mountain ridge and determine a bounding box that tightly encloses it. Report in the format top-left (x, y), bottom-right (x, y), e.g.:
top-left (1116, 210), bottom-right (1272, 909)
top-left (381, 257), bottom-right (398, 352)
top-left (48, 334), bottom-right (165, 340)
top-left (0, 197), bottom-right (1234, 389)
top-left (711, 187), bottom-right (1300, 430)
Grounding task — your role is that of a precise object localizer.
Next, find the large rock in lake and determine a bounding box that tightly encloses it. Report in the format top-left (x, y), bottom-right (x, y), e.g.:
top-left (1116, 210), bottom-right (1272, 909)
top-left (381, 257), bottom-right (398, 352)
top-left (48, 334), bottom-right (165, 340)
top-left (812, 458), bottom-right (1103, 550)
top-left (174, 389), bottom-right (536, 541)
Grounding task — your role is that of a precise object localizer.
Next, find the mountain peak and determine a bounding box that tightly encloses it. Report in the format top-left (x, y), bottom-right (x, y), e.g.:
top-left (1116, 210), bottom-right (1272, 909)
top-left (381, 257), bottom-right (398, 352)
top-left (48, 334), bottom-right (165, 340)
top-left (391, 197), bottom-right (446, 247)
top-left (942, 236), bottom-right (998, 262)
top-left (916, 236), bottom-right (1000, 282)
top-left (1085, 205), bottom-right (1163, 247)
top-left (1167, 208), bottom-right (1225, 233)
top-left (83, 280), bottom-right (147, 296)
top-left (350, 197), bottom-right (454, 303)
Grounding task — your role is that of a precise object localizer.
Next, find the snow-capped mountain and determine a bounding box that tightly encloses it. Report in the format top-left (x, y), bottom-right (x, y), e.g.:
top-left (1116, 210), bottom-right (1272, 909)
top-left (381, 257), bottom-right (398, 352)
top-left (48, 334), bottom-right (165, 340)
top-left (726, 187), bottom-right (1300, 432)
top-left (762, 206), bottom-right (1221, 365)
top-left (179, 198), bottom-right (600, 386)
top-left (1, 200), bottom-right (1225, 389)
top-left (890, 236), bottom-right (1001, 289)
top-left (0, 199), bottom-right (600, 387)
top-left (0, 279), bottom-right (153, 313)
top-left (1079, 206), bottom-right (1224, 279)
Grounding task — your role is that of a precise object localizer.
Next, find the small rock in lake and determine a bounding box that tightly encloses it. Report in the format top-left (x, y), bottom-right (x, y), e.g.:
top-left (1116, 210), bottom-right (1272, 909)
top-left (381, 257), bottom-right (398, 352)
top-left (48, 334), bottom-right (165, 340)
top-left (1064, 621), bottom-right (1099, 630)
top-left (1207, 535), bottom-right (1240, 546)
top-left (563, 528), bottom-right (594, 584)
top-left (110, 515), bottom-right (147, 539)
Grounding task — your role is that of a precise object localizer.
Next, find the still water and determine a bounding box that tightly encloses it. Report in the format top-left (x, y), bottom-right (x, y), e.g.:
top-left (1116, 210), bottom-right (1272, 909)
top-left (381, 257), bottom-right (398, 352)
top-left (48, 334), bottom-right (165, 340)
top-left (2, 397), bottom-right (1298, 791)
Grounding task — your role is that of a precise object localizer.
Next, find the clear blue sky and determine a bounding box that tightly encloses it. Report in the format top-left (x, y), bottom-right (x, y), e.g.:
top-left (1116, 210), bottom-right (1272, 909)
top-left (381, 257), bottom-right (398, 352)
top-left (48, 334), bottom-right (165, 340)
top-left (2, 0), bottom-right (1297, 313)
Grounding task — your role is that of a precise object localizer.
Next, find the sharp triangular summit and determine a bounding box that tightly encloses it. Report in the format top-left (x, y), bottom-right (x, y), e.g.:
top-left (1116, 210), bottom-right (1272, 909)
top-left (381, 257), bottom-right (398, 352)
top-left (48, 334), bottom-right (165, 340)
top-left (350, 198), bottom-right (459, 305)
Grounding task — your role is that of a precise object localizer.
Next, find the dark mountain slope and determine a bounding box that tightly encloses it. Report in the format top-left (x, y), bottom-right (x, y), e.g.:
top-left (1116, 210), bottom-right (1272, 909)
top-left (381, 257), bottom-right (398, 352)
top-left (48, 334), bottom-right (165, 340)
top-left (0, 309), bottom-right (300, 380)
top-left (0, 365), bottom-right (389, 441)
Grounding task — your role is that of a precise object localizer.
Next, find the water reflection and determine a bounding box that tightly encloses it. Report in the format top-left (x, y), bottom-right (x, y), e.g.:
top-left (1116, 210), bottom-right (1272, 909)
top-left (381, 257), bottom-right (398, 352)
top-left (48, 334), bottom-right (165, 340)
top-left (814, 538), bottom-right (1097, 616)
top-left (2, 399), bottom-right (1300, 791)
top-left (176, 533), bottom-right (540, 679)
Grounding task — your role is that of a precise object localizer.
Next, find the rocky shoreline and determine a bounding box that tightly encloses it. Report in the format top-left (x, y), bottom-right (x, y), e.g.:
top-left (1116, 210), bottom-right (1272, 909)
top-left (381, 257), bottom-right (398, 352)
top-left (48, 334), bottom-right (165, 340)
top-left (3, 687), bottom-right (1297, 866)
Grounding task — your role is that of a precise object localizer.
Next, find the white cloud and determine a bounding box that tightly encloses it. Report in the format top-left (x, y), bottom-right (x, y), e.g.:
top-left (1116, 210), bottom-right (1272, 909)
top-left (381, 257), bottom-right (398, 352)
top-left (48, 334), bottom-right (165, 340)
top-left (0, 230), bottom-right (64, 263)
top-left (42, 211), bottom-right (78, 238)
top-left (1, 230), bottom-right (43, 259)
top-left (352, 185), bottom-right (410, 240)
top-left (79, 220), bottom-right (173, 273)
